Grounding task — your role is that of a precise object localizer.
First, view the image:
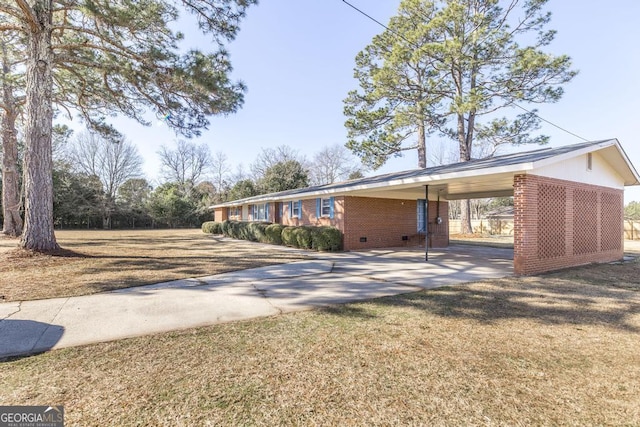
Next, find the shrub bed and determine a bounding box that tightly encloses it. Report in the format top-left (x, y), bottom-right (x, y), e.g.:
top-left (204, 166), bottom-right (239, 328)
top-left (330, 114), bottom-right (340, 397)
top-left (265, 224), bottom-right (284, 245)
top-left (201, 221), bottom-right (222, 234)
top-left (210, 220), bottom-right (342, 252)
top-left (311, 226), bottom-right (342, 251)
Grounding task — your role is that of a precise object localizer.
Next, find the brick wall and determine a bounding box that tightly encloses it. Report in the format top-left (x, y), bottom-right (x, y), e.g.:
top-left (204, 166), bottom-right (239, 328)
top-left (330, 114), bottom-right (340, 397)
top-left (342, 196), bottom-right (448, 251)
top-left (221, 196), bottom-right (450, 251)
top-left (514, 174), bottom-right (623, 275)
top-left (213, 208), bottom-right (228, 223)
top-left (281, 198), bottom-right (345, 228)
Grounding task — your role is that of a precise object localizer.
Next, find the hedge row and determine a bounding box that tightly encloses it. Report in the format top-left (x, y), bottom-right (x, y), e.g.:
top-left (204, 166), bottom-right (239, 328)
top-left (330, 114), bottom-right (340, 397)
top-left (201, 221), bottom-right (222, 234)
top-left (202, 220), bottom-right (342, 251)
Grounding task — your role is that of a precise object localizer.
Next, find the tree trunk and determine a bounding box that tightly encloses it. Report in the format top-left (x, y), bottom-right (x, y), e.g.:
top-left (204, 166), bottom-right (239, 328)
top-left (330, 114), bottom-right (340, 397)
top-left (457, 113), bottom-right (473, 234)
top-left (20, 1), bottom-right (59, 251)
top-left (417, 119), bottom-right (426, 168)
top-left (1, 105), bottom-right (23, 237)
top-left (1, 40), bottom-right (23, 237)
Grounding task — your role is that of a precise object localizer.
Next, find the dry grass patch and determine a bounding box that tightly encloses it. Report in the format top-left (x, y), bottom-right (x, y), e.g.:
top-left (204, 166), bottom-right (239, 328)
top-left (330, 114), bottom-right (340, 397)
top-left (0, 229), bottom-right (306, 301)
top-left (2, 262), bottom-right (639, 425)
top-left (450, 233), bottom-right (515, 248)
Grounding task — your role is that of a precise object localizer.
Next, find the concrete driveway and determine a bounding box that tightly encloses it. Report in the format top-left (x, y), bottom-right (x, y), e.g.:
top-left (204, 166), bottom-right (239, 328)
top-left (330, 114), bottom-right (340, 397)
top-left (0, 244), bottom-right (512, 359)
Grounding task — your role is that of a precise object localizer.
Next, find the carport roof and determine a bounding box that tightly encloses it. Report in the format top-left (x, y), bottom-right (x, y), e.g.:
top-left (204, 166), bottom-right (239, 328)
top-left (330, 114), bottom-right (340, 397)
top-left (211, 139), bottom-right (640, 207)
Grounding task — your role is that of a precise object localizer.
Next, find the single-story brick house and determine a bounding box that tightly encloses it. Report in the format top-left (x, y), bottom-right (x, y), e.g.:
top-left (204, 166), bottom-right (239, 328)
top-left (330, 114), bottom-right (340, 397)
top-left (211, 139), bottom-right (639, 275)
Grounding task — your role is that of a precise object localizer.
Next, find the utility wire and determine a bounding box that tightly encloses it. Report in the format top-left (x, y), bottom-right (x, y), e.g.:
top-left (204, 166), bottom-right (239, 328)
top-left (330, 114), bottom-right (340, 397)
top-left (341, 0), bottom-right (590, 143)
top-left (341, 0), bottom-right (415, 47)
top-left (512, 104), bottom-right (588, 142)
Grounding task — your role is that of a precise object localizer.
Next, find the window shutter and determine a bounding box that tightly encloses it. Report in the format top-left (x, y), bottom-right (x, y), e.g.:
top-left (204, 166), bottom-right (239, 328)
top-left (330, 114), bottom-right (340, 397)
top-left (289, 201), bottom-right (293, 218)
top-left (265, 203), bottom-right (270, 221)
top-left (298, 200), bottom-right (302, 218)
top-left (329, 197), bottom-right (335, 219)
top-left (316, 198), bottom-right (321, 218)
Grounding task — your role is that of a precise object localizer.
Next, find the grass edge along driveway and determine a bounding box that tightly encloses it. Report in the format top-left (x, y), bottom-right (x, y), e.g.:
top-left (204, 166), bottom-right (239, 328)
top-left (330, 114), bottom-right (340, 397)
top-left (0, 229), bottom-right (307, 301)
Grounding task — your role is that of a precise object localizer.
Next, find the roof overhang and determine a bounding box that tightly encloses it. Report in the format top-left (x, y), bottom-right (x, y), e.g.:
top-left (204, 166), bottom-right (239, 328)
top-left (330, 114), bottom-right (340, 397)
top-left (211, 139), bottom-right (640, 209)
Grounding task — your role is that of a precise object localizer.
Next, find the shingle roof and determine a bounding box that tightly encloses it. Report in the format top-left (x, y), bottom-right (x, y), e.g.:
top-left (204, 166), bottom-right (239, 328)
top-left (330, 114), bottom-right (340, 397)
top-left (212, 139), bottom-right (633, 208)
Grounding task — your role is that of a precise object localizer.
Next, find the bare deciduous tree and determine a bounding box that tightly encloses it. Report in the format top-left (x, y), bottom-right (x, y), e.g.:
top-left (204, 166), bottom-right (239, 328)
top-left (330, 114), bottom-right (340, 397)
top-left (68, 131), bottom-right (143, 228)
top-left (158, 140), bottom-right (212, 192)
top-left (250, 145), bottom-right (307, 181)
top-left (310, 144), bottom-right (364, 186)
top-left (211, 150), bottom-right (230, 202)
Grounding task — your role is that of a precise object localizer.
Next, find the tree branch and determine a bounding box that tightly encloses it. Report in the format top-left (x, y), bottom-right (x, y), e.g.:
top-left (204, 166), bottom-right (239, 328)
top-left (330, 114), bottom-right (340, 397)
top-left (0, 4), bottom-right (25, 21)
top-left (51, 25), bottom-right (147, 60)
top-left (14, 0), bottom-right (40, 32)
top-left (0, 24), bottom-right (25, 32)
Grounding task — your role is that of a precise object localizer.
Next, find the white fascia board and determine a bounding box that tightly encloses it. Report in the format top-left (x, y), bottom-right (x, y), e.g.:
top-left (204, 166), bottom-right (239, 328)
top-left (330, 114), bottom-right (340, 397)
top-left (529, 140), bottom-right (614, 171)
top-left (275, 163), bottom-right (533, 201)
top-left (530, 139), bottom-right (640, 185)
top-left (611, 139), bottom-right (640, 184)
top-left (210, 160), bottom-right (539, 208)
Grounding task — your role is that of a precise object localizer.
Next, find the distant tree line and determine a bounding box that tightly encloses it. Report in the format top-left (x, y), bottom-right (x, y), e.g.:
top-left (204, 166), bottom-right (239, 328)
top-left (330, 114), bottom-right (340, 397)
top-left (0, 128), bottom-right (366, 230)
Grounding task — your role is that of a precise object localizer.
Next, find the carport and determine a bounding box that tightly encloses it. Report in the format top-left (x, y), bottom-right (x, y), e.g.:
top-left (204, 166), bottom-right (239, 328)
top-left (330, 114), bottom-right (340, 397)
top-left (212, 139), bottom-right (639, 275)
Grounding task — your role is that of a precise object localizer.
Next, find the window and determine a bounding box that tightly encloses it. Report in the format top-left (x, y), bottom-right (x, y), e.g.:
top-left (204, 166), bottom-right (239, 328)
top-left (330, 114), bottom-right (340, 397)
top-left (321, 198), bottom-right (331, 216)
top-left (316, 197), bottom-right (335, 218)
top-left (253, 203), bottom-right (269, 221)
top-left (290, 200), bottom-right (301, 218)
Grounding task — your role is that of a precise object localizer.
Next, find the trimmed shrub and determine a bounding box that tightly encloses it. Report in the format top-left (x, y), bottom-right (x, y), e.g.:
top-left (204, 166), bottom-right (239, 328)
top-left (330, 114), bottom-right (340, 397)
top-left (265, 224), bottom-right (285, 245)
top-left (201, 221), bottom-right (222, 234)
top-left (220, 220), bottom-right (231, 236)
top-left (281, 226), bottom-right (296, 247)
top-left (247, 222), bottom-right (268, 243)
top-left (311, 226), bottom-right (342, 251)
top-left (293, 226), bottom-right (313, 249)
top-left (220, 221), bottom-right (342, 252)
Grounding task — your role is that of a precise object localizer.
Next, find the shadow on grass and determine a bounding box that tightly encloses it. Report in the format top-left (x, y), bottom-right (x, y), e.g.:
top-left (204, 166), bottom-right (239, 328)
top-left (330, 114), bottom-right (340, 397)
top-left (2, 247), bottom-right (90, 259)
top-left (320, 305), bottom-right (378, 320)
top-left (320, 276), bottom-right (640, 333)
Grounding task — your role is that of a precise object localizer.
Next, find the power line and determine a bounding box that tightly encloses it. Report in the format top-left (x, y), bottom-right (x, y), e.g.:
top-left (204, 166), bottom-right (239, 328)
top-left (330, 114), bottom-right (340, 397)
top-left (512, 104), bottom-right (588, 142)
top-left (341, 0), bottom-right (415, 47)
top-left (340, 0), bottom-right (589, 143)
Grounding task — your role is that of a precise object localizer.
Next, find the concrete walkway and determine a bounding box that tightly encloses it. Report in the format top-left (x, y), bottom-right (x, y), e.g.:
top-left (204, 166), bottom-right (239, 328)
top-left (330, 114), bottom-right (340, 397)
top-left (0, 244), bottom-right (512, 359)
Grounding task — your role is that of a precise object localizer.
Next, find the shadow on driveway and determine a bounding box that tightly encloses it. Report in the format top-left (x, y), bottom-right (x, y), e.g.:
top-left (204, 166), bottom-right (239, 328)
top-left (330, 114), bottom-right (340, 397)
top-left (0, 319), bottom-right (65, 360)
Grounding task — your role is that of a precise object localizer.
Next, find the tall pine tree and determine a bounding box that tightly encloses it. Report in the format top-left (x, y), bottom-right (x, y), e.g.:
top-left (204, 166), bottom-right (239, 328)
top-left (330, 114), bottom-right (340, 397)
top-left (345, 0), bottom-right (576, 233)
top-left (0, 29), bottom-right (24, 237)
top-left (0, 0), bottom-right (254, 250)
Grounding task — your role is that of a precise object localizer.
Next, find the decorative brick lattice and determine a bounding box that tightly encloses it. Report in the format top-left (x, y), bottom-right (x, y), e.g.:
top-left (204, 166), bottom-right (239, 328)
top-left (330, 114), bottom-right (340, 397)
top-left (573, 189), bottom-right (598, 255)
top-left (600, 192), bottom-right (622, 251)
top-left (537, 184), bottom-right (566, 259)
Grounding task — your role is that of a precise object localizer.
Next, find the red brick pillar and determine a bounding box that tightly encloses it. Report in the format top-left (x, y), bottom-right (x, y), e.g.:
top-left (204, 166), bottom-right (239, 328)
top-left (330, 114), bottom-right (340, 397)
top-left (513, 174), bottom-right (530, 275)
top-left (214, 208), bottom-right (228, 223)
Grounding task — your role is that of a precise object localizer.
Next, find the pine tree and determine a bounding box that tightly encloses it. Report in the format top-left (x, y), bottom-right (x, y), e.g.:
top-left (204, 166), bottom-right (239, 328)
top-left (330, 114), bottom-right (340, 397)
top-left (344, 0), bottom-right (576, 233)
top-left (0, 30), bottom-right (24, 236)
top-left (0, 0), bottom-right (255, 250)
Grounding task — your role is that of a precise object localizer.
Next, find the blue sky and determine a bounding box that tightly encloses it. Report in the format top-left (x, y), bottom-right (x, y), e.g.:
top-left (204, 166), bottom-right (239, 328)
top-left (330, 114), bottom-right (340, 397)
top-left (107, 0), bottom-right (640, 201)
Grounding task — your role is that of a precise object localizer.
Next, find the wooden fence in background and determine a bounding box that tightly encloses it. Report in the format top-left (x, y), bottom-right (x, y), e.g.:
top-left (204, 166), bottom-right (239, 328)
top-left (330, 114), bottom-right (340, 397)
top-left (449, 219), bottom-right (640, 239)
